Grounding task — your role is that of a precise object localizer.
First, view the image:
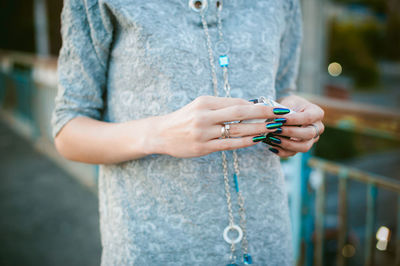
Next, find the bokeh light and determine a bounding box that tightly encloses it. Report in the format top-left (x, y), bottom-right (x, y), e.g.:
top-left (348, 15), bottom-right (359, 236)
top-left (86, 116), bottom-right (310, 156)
top-left (376, 226), bottom-right (390, 251)
top-left (328, 62), bottom-right (343, 77)
top-left (342, 244), bottom-right (356, 258)
top-left (376, 226), bottom-right (390, 241)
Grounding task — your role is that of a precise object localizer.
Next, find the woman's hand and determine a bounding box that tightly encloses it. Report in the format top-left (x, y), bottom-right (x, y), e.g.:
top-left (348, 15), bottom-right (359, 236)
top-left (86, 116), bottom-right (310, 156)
top-left (55, 95), bottom-right (292, 164)
top-left (151, 96), bottom-right (290, 158)
top-left (264, 95), bottom-right (325, 158)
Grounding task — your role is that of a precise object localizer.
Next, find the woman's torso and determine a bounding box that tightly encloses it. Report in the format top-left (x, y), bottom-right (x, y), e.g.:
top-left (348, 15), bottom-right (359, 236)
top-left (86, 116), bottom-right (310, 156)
top-left (98, 0), bottom-right (294, 265)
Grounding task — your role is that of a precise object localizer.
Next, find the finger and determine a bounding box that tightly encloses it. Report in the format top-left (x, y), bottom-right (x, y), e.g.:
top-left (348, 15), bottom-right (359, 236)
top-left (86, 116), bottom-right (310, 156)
top-left (269, 136), bottom-right (314, 153)
top-left (285, 105), bottom-right (324, 126)
top-left (264, 144), bottom-right (297, 158)
top-left (276, 124), bottom-right (317, 141)
top-left (277, 121), bottom-right (324, 141)
top-left (210, 123), bottom-right (282, 139)
top-left (210, 104), bottom-right (287, 124)
top-left (206, 136), bottom-right (257, 152)
top-left (193, 95), bottom-right (252, 110)
top-left (316, 121), bottom-right (325, 136)
top-left (309, 121), bottom-right (325, 139)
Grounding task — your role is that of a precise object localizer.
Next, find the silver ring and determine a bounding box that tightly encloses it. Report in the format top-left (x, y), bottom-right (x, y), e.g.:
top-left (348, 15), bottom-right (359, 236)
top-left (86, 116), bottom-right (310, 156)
top-left (215, 40), bottom-right (230, 55)
top-left (189, 0), bottom-right (208, 12)
top-left (223, 224), bottom-right (243, 244)
top-left (221, 125), bottom-right (226, 138)
top-left (224, 124), bottom-right (230, 138)
top-left (221, 124), bottom-right (230, 138)
top-left (310, 124), bottom-right (320, 139)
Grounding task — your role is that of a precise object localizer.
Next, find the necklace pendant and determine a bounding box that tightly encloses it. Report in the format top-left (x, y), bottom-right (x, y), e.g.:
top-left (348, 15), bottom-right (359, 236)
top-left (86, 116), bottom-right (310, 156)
top-left (188, 0), bottom-right (208, 12)
top-left (233, 173), bottom-right (239, 192)
top-left (243, 253), bottom-right (253, 264)
top-left (216, 40), bottom-right (230, 54)
top-left (223, 224), bottom-right (243, 244)
top-left (219, 55), bottom-right (229, 67)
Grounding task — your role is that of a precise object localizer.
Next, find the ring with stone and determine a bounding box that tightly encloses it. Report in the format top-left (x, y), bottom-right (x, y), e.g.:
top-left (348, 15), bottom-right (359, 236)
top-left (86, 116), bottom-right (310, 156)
top-left (310, 123), bottom-right (320, 139)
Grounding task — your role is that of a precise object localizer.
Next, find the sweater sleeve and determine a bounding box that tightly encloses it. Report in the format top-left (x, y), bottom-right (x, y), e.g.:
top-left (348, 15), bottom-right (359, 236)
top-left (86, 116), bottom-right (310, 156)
top-left (275, 0), bottom-right (303, 100)
top-left (51, 0), bottom-right (113, 138)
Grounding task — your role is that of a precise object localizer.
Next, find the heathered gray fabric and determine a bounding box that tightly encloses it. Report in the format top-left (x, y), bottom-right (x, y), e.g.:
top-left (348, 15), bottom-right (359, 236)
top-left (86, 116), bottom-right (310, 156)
top-left (52, 0), bottom-right (302, 265)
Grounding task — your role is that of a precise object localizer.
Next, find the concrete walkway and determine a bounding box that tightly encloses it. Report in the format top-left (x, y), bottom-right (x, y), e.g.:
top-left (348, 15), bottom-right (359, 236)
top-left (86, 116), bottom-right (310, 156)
top-left (0, 121), bottom-right (101, 266)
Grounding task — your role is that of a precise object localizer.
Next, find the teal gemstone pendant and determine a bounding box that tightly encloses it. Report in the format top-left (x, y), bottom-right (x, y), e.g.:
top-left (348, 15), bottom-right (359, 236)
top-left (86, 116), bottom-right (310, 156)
top-left (244, 253), bottom-right (253, 264)
top-left (219, 55), bottom-right (229, 67)
top-left (233, 173), bottom-right (239, 192)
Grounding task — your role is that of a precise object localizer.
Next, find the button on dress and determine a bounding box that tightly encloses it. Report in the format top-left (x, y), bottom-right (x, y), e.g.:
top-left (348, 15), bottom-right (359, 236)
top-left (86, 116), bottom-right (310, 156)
top-left (52, 0), bottom-right (302, 265)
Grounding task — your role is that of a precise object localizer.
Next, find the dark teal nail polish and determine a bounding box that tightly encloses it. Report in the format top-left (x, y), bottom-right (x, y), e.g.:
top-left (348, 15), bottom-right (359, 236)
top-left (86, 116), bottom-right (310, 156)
top-left (266, 122), bottom-right (283, 129)
top-left (249, 99), bottom-right (258, 103)
top-left (265, 142), bottom-right (281, 147)
top-left (274, 128), bottom-right (282, 134)
top-left (268, 136), bottom-right (281, 144)
top-left (262, 138), bottom-right (280, 147)
top-left (252, 135), bottom-right (267, 142)
top-left (274, 118), bottom-right (287, 124)
top-left (269, 147), bottom-right (279, 154)
top-left (262, 139), bottom-right (271, 144)
top-left (273, 108), bottom-right (290, 115)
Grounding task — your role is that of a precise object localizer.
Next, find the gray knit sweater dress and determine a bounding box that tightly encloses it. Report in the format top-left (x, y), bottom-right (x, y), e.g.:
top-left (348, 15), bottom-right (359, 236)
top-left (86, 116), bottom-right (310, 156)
top-left (52, 0), bottom-right (302, 265)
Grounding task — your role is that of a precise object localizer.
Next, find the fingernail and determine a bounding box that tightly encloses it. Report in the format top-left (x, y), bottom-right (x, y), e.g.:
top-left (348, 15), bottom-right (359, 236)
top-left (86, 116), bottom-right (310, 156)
top-left (273, 108), bottom-right (290, 115)
top-left (268, 136), bottom-right (281, 144)
top-left (262, 138), bottom-right (281, 147)
top-left (274, 118), bottom-right (287, 124)
top-left (249, 99), bottom-right (258, 103)
top-left (274, 128), bottom-right (283, 134)
top-left (252, 135), bottom-right (267, 142)
top-left (262, 139), bottom-right (271, 144)
top-left (266, 122), bottom-right (283, 129)
top-left (269, 147), bottom-right (279, 154)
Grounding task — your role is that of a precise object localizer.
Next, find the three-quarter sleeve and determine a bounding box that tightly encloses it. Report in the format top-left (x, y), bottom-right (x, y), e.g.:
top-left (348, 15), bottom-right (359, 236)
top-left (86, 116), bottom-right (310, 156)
top-left (275, 0), bottom-right (303, 100)
top-left (51, 0), bottom-right (113, 138)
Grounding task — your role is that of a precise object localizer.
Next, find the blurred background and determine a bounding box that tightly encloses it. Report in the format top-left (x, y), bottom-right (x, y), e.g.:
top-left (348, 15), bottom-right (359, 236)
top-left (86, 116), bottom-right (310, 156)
top-left (0, 0), bottom-right (399, 265)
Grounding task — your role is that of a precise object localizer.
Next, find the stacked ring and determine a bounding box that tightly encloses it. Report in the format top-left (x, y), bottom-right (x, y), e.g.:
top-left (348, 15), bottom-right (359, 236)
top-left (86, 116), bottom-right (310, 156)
top-left (310, 123), bottom-right (320, 139)
top-left (221, 124), bottom-right (231, 138)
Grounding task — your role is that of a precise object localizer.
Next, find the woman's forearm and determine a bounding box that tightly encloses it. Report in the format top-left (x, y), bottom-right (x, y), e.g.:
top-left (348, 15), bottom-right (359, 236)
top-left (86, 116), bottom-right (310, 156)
top-left (54, 116), bottom-right (161, 164)
top-left (54, 96), bottom-right (301, 164)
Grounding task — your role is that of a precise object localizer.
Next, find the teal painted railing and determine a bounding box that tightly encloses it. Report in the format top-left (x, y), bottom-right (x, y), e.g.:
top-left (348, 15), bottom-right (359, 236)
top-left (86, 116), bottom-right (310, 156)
top-left (307, 157), bottom-right (400, 266)
top-left (0, 50), bottom-right (99, 190)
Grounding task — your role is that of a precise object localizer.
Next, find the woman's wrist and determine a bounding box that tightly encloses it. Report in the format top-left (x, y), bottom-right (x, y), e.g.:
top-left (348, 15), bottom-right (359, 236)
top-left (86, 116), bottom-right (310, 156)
top-left (124, 115), bottom-right (166, 158)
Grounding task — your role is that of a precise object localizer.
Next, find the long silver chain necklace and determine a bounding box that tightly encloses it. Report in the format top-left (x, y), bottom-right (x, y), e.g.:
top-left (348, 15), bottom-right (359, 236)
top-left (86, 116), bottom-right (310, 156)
top-left (189, 1), bottom-right (252, 265)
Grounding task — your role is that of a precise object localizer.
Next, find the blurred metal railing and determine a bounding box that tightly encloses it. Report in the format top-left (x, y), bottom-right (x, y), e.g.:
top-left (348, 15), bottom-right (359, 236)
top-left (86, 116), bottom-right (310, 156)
top-left (0, 49), bottom-right (98, 190)
top-left (305, 94), bottom-right (400, 141)
top-left (308, 157), bottom-right (400, 266)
